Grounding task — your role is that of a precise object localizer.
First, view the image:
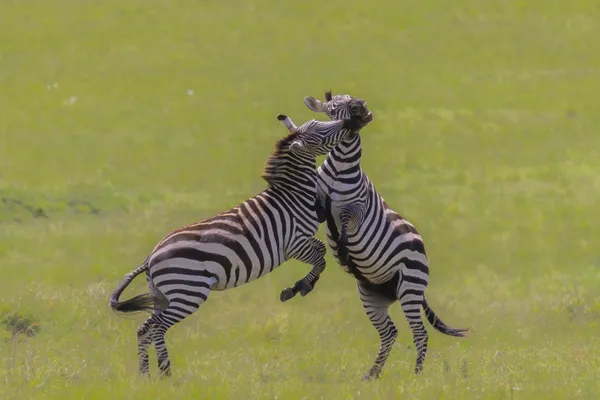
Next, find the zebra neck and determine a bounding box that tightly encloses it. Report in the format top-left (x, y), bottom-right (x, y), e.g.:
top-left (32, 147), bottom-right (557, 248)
top-left (262, 148), bottom-right (318, 197)
top-left (267, 169), bottom-right (318, 196)
top-left (324, 135), bottom-right (362, 174)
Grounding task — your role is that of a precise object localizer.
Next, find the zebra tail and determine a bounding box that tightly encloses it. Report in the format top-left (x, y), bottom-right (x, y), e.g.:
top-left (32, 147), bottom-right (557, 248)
top-left (422, 297), bottom-right (469, 337)
top-left (109, 260), bottom-right (155, 314)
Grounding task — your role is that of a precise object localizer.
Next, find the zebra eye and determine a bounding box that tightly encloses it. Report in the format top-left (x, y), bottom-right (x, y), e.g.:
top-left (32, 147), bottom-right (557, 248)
top-left (289, 140), bottom-right (304, 152)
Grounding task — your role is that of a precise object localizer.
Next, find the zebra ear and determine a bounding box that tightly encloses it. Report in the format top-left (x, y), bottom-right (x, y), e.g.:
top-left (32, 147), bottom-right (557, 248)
top-left (304, 96), bottom-right (326, 113)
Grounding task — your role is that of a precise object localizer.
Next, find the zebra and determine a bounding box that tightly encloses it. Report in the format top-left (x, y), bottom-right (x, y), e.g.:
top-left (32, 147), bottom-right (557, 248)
top-left (109, 107), bottom-right (373, 378)
top-left (277, 90), bottom-right (468, 380)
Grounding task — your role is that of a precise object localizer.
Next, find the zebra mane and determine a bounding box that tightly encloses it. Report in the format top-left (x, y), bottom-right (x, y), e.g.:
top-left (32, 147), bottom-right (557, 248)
top-left (261, 130), bottom-right (299, 186)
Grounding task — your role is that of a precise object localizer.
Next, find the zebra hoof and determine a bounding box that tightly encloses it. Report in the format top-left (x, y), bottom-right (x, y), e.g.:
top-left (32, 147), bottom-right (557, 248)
top-left (276, 114), bottom-right (287, 121)
top-left (362, 366), bottom-right (381, 381)
top-left (297, 280), bottom-right (313, 297)
top-left (280, 288), bottom-right (296, 302)
top-left (159, 369), bottom-right (172, 379)
top-left (361, 372), bottom-right (379, 381)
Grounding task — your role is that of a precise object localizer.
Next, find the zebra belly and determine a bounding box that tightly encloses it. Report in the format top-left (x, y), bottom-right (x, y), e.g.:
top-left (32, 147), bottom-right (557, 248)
top-left (148, 239), bottom-right (285, 292)
top-left (326, 227), bottom-right (425, 285)
top-left (360, 270), bottom-right (401, 301)
top-left (149, 257), bottom-right (285, 293)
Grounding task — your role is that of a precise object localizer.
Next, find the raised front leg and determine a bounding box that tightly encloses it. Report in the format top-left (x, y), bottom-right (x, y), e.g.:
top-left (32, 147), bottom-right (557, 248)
top-left (337, 203), bottom-right (363, 265)
top-left (315, 196), bottom-right (327, 224)
top-left (337, 217), bottom-right (350, 265)
top-left (280, 237), bottom-right (327, 302)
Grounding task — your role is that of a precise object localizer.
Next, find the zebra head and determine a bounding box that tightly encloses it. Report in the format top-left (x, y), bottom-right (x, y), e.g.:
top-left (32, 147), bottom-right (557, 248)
top-left (263, 112), bottom-right (372, 185)
top-left (275, 118), bottom-right (362, 159)
top-left (275, 96), bottom-right (372, 158)
top-left (304, 90), bottom-right (372, 125)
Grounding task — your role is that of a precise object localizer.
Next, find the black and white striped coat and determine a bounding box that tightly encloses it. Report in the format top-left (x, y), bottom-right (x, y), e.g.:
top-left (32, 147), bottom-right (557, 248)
top-left (109, 110), bottom-right (372, 378)
top-left (278, 91), bottom-right (467, 380)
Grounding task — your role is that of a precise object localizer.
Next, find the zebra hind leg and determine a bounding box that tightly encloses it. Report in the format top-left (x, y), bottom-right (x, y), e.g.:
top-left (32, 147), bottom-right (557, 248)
top-left (148, 273), bottom-right (170, 374)
top-left (136, 283), bottom-right (171, 376)
top-left (398, 281), bottom-right (428, 374)
top-left (136, 272), bottom-right (155, 376)
top-left (151, 275), bottom-right (216, 378)
top-left (137, 317), bottom-right (154, 376)
top-left (357, 280), bottom-right (397, 381)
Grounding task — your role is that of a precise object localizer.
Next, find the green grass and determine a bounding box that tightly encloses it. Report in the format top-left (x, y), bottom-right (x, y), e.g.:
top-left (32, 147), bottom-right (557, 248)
top-left (2, 0), bottom-right (600, 398)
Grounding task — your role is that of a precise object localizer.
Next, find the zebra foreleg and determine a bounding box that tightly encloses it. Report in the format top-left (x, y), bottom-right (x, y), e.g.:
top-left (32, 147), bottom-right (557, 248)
top-left (338, 205), bottom-right (360, 265)
top-left (280, 237), bottom-right (327, 302)
top-left (338, 227), bottom-right (349, 266)
top-left (315, 197), bottom-right (327, 224)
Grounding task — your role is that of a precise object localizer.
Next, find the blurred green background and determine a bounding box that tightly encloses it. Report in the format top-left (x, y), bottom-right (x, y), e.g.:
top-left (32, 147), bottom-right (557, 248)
top-left (1, 0), bottom-right (600, 398)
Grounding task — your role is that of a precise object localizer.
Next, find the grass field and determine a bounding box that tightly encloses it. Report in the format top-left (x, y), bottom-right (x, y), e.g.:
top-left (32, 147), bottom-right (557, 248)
top-left (2, 0), bottom-right (600, 398)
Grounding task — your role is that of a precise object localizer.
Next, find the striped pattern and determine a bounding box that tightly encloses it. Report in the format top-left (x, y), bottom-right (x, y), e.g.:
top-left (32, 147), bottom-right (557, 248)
top-left (279, 91), bottom-right (467, 380)
top-left (109, 112), bottom-right (372, 377)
